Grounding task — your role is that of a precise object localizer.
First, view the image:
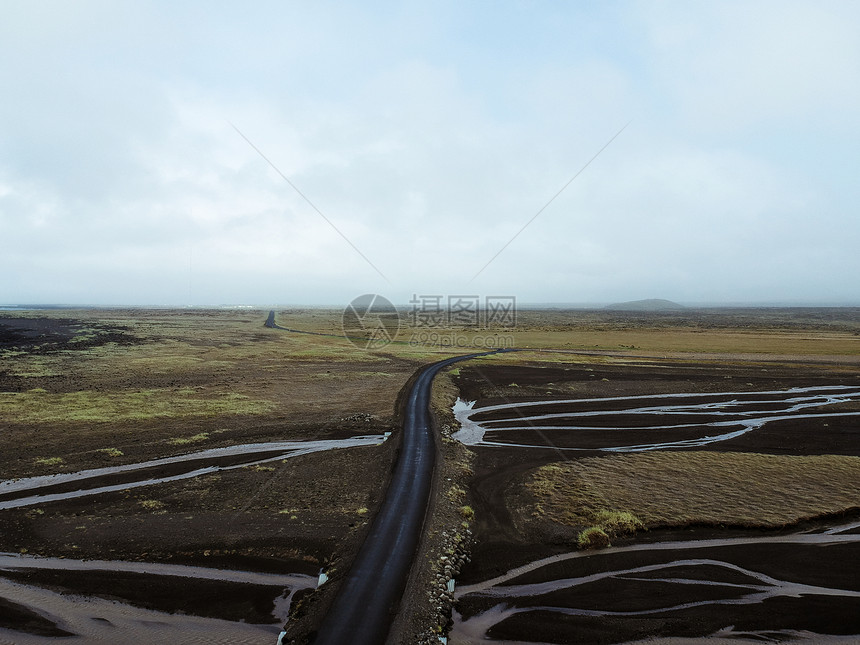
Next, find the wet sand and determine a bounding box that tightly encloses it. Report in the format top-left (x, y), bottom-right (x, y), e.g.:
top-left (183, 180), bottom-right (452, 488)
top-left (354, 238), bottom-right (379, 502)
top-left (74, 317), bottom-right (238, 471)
top-left (450, 362), bottom-right (860, 643)
top-left (0, 435), bottom-right (386, 510)
top-left (0, 552), bottom-right (316, 644)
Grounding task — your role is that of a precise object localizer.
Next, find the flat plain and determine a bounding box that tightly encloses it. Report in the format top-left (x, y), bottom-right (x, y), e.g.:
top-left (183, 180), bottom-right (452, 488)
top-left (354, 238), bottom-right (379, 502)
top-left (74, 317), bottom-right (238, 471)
top-left (1, 307), bottom-right (859, 644)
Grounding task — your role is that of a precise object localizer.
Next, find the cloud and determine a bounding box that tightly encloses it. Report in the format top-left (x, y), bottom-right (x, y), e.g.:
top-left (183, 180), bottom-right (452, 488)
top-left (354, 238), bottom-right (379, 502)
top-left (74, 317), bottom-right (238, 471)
top-left (640, 0), bottom-right (860, 133)
top-left (1, 1), bottom-right (858, 305)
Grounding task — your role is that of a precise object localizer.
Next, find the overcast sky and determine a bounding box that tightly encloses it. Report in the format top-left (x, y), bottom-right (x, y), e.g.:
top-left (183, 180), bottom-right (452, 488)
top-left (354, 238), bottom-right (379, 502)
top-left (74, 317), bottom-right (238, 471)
top-left (2, 1), bottom-right (859, 306)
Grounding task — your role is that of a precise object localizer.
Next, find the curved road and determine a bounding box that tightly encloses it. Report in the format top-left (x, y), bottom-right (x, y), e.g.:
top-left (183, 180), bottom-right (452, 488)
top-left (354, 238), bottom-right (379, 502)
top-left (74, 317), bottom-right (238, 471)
top-left (309, 345), bottom-right (502, 644)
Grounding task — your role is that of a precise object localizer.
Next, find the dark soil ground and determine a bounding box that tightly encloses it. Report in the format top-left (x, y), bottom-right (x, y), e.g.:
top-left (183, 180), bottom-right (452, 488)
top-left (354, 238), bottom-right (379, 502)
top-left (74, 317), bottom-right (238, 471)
top-left (2, 309), bottom-right (859, 643)
top-left (0, 316), bottom-right (135, 353)
top-left (0, 596), bottom-right (72, 637)
top-left (0, 567), bottom-right (290, 623)
top-left (471, 536), bottom-right (860, 644)
top-left (451, 359), bottom-right (860, 643)
top-left (0, 441), bottom-right (398, 637)
top-left (0, 311), bottom-right (415, 639)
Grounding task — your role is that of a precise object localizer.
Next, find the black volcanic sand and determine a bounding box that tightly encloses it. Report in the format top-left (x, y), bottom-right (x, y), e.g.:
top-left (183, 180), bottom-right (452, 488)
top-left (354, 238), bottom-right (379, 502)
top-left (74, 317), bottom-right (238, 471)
top-left (453, 360), bottom-right (860, 642)
top-left (0, 448), bottom-right (334, 504)
top-left (469, 394), bottom-right (820, 422)
top-left (488, 595), bottom-right (860, 645)
top-left (0, 435), bottom-right (394, 559)
top-left (0, 439), bottom-right (396, 637)
top-left (480, 415), bottom-right (860, 453)
top-left (0, 313), bottom-right (418, 642)
top-left (455, 361), bottom-right (860, 406)
top-left (0, 315), bottom-right (136, 353)
top-left (0, 596), bottom-right (72, 637)
top-left (0, 568), bottom-right (289, 624)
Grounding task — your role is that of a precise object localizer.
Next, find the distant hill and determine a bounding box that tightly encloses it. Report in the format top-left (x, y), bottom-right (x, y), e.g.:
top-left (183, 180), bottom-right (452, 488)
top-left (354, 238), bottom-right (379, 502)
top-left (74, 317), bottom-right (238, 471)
top-left (605, 298), bottom-right (686, 311)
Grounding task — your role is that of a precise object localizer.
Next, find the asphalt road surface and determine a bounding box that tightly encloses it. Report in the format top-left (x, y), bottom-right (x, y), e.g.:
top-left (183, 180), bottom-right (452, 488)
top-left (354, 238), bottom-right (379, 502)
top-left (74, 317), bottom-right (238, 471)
top-left (313, 349), bottom-right (500, 645)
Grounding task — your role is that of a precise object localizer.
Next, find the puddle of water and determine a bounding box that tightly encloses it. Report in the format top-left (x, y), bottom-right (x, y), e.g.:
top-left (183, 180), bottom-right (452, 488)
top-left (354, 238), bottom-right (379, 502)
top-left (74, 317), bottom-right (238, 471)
top-left (0, 554), bottom-right (315, 645)
top-left (0, 435), bottom-right (385, 510)
top-left (452, 385), bottom-right (860, 452)
top-left (470, 556), bottom-right (860, 605)
top-left (618, 631), bottom-right (860, 645)
top-left (449, 386), bottom-right (860, 643)
top-left (457, 520), bottom-right (860, 597)
top-left (0, 552), bottom-right (316, 588)
top-left (0, 577), bottom-right (281, 645)
top-left (451, 526), bottom-right (860, 642)
top-left (465, 385), bottom-right (860, 416)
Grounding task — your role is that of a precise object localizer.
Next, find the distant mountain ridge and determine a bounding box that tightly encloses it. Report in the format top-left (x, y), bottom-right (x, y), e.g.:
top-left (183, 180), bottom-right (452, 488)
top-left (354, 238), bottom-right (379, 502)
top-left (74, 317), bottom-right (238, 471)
top-left (605, 298), bottom-right (686, 311)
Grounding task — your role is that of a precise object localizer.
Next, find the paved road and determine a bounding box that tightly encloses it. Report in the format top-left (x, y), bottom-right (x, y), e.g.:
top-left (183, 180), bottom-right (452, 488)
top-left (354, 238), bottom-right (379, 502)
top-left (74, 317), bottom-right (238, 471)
top-left (266, 310), bottom-right (505, 643)
top-left (312, 350), bottom-right (501, 645)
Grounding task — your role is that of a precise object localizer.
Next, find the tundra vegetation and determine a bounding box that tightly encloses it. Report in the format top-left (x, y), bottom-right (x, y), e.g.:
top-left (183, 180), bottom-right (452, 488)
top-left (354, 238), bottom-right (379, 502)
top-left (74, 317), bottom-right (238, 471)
top-left (527, 452), bottom-right (860, 533)
top-left (1, 306), bottom-right (859, 642)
